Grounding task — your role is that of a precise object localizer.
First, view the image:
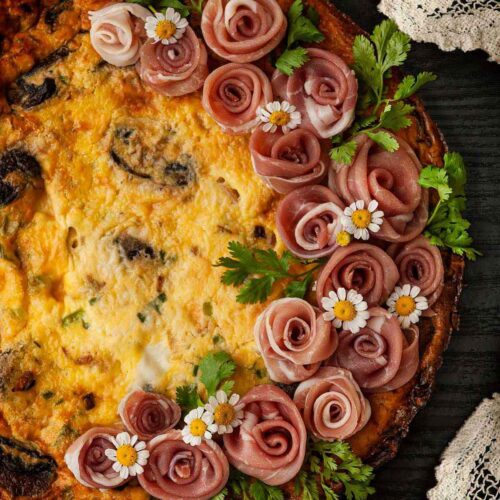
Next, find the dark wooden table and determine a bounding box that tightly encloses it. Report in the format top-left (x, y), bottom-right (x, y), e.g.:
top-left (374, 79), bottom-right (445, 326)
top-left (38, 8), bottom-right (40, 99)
top-left (331, 1), bottom-right (500, 498)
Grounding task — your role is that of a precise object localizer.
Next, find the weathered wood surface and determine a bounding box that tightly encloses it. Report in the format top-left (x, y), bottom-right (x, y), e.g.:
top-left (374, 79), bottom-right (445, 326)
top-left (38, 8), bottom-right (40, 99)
top-left (332, 1), bottom-right (500, 498)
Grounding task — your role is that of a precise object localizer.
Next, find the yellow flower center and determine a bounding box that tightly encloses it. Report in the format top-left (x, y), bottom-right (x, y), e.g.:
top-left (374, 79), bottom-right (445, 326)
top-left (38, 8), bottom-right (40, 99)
top-left (333, 300), bottom-right (356, 321)
top-left (269, 110), bottom-right (291, 126)
top-left (336, 230), bottom-right (351, 247)
top-left (214, 403), bottom-right (236, 426)
top-left (189, 418), bottom-right (207, 437)
top-left (155, 20), bottom-right (177, 40)
top-left (395, 296), bottom-right (416, 316)
top-left (352, 209), bottom-right (371, 229)
top-left (116, 445), bottom-right (137, 467)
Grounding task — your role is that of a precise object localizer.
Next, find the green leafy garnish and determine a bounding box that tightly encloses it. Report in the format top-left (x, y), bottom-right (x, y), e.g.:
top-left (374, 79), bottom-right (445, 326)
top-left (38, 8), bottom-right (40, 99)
top-left (175, 384), bottom-right (203, 412)
top-left (220, 469), bottom-right (284, 500)
top-left (275, 0), bottom-right (324, 75)
top-left (419, 152), bottom-right (480, 260)
top-left (126, 0), bottom-right (201, 17)
top-left (329, 20), bottom-right (436, 164)
top-left (61, 309), bottom-right (85, 327)
top-left (215, 241), bottom-right (323, 304)
top-left (249, 480), bottom-right (284, 500)
top-left (296, 440), bottom-right (375, 500)
top-left (199, 351), bottom-right (236, 396)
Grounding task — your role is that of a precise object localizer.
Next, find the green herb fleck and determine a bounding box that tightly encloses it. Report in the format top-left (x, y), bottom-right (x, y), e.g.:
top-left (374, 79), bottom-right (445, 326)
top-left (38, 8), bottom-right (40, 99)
top-left (62, 309), bottom-right (85, 327)
top-left (137, 312), bottom-right (147, 323)
top-left (203, 301), bottom-right (213, 316)
top-left (42, 390), bottom-right (55, 400)
top-left (89, 297), bottom-right (98, 305)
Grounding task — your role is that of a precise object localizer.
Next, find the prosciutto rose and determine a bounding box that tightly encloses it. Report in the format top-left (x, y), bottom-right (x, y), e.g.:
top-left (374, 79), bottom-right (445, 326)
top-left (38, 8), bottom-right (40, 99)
top-left (89, 3), bottom-right (150, 67)
top-left (254, 298), bottom-right (338, 383)
top-left (276, 185), bottom-right (345, 259)
top-left (294, 367), bottom-right (371, 440)
top-left (201, 0), bottom-right (287, 63)
top-left (202, 63), bottom-right (272, 134)
top-left (329, 132), bottom-right (429, 242)
top-left (316, 243), bottom-right (399, 307)
top-left (329, 307), bottom-right (419, 392)
top-left (223, 385), bottom-right (307, 485)
top-left (138, 430), bottom-right (229, 500)
top-left (118, 389), bottom-right (181, 441)
top-left (387, 235), bottom-right (444, 309)
top-left (272, 48), bottom-right (357, 138)
top-left (64, 427), bottom-right (130, 489)
top-left (250, 128), bottom-right (328, 193)
top-left (137, 27), bottom-right (208, 97)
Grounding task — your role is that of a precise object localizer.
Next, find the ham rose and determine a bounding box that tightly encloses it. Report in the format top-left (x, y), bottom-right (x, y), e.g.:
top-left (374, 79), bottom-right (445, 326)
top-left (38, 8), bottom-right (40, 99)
top-left (387, 235), bottom-right (444, 309)
top-left (254, 297), bottom-right (338, 383)
top-left (118, 389), bottom-right (181, 441)
top-left (272, 48), bottom-right (357, 138)
top-left (138, 430), bottom-right (229, 500)
top-left (64, 427), bottom-right (130, 489)
top-left (202, 63), bottom-right (272, 134)
top-left (137, 27), bottom-right (208, 97)
top-left (316, 243), bottom-right (399, 307)
top-left (201, 0), bottom-right (287, 63)
top-left (223, 385), bottom-right (307, 485)
top-left (250, 128), bottom-right (328, 193)
top-left (89, 3), bottom-right (149, 67)
top-left (294, 366), bottom-right (370, 440)
top-left (329, 307), bottom-right (419, 392)
top-left (276, 185), bottom-right (345, 259)
top-left (329, 132), bottom-right (428, 242)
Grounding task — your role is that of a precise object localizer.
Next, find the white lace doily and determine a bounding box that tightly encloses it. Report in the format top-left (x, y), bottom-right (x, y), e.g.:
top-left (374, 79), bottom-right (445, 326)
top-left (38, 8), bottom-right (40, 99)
top-left (378, 0), bottom-right (500, 63)
top-left (427, 393), bottom-right (500, 500)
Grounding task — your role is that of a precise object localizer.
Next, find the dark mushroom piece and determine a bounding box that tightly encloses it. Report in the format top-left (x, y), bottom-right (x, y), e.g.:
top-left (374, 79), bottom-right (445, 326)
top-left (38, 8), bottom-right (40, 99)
top-left (114, 234), bottom-right (156, 261)
top-left (0, 436), bottom-right (57, 497)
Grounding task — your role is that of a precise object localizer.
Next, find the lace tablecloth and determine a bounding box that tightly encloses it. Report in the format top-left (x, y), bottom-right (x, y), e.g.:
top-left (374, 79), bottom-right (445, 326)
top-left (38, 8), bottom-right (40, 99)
top-left (378, 0), bottom-right (500, 63)
top-left (427, 393), bottom-right (500, 499)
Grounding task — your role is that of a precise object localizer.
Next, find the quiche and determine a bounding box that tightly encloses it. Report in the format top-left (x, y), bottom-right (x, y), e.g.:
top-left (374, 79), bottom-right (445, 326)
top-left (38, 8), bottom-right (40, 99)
top-left (0, 0), bottom-right (466, 498)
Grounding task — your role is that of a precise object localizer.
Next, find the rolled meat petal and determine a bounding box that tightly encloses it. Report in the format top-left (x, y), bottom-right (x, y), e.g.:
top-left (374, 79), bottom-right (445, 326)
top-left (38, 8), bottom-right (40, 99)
top-left (329, 307), bottom-right (419, 392)
top-left (329, 132), bottom-right (429, 243)
top-left (272, 48), bottom-right (357, 139)
top-left (138, 430), bottom-right (229, 500)
top-left (254, 298), bottom-right (338, 383)
top-left (277, 185), bottom-right (345, 259)
top-left (316, 243), bottom-right (399, 307)
top-left (294, 366), bottom-right (370, 440)
top-left (118, 389), bottom-right (181, 441)
top-left (250, 128), bottom-right (328, 193)
top-left (202, 63), bottom-right (273, 134)
top-left (223, 385), bottom-right (307, 485)
top-left (201, 0), bottom-right (287, 63)
top-left (137, 27), bottom-right (208, 97)
top-left (64, 427), bottom-right (130, 489)
top-left (89, 3), bottom-right (150, 67)
top-left (387, 235), bottom-right (444, 309)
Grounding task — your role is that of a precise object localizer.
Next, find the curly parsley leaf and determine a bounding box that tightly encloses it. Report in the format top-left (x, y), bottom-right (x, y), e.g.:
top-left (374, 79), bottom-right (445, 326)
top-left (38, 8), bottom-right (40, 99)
top-left (301, 440), bottom-right (375, 500)
top-left (126, 0), bottom-right (199, 17)
top-left (199, 351), bottom-right (236, 396)
top-left (176, 384), bottom-right (203, 412)
top-left (419, 152), bottom-right (480, 260)
top-left (250, 480), bottom-right (284, 500)
top-left (215, 242), bottom-right (322, 304)
top-left (210, 488), bottom-right (228, 500)
top-left (275, 0), bottom-right (324, 75)
top-left (394, 72), bottom-right (437, 100)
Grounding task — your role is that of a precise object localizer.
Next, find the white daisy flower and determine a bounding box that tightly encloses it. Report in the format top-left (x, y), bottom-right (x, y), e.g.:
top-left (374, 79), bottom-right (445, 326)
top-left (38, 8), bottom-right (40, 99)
top-left (145, 8), bottom-right (189, 45)
top-left (341, 200), bottom-right (384, 241)
top-left (321, 287), bottom-right (370, 333)
top-left (387, 284), bottom-right (429, 328)
top-left (204, 390), bottom-right (245, 435)
top-left (256, 101), bottom-right (301, 134)
top-left (104, 431), bottom-right (149, 479)
top-left (181, 407), bottom-right (218, 446)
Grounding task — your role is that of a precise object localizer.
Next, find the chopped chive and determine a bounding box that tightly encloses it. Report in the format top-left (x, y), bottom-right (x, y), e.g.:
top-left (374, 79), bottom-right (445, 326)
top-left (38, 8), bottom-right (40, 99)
top-left (62, 309), bottom-right (85, 327)
top-left (212, 334), bottom-right (223, 345)
top-left (203, 301), bottom-right (213, 316)
top-left (42, 390), bottom-right (55, 400)
top-left (193, 364), bottom-right (199, 376)
top-left (89, 297), bottom-right (98, 305)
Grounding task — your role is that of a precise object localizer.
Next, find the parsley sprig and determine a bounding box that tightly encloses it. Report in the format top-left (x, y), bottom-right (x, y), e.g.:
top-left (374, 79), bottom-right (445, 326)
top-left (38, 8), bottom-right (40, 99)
top-left (127, 0), bottom-right (202, 17)
top-left (295, 440), bottom-right (375, 500)
top-left (275, 0), bottom-right (324, 76)
top-left (214, 241), bottom-right (324, 304)
top-left (176, 351), bottom-right (236, 412)
top-left (330, 20), bottom-right (436, 165)
top-left (216, 468), bottom-right (284, 500)
top-left (419, 152), bottom-right (480, 260)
